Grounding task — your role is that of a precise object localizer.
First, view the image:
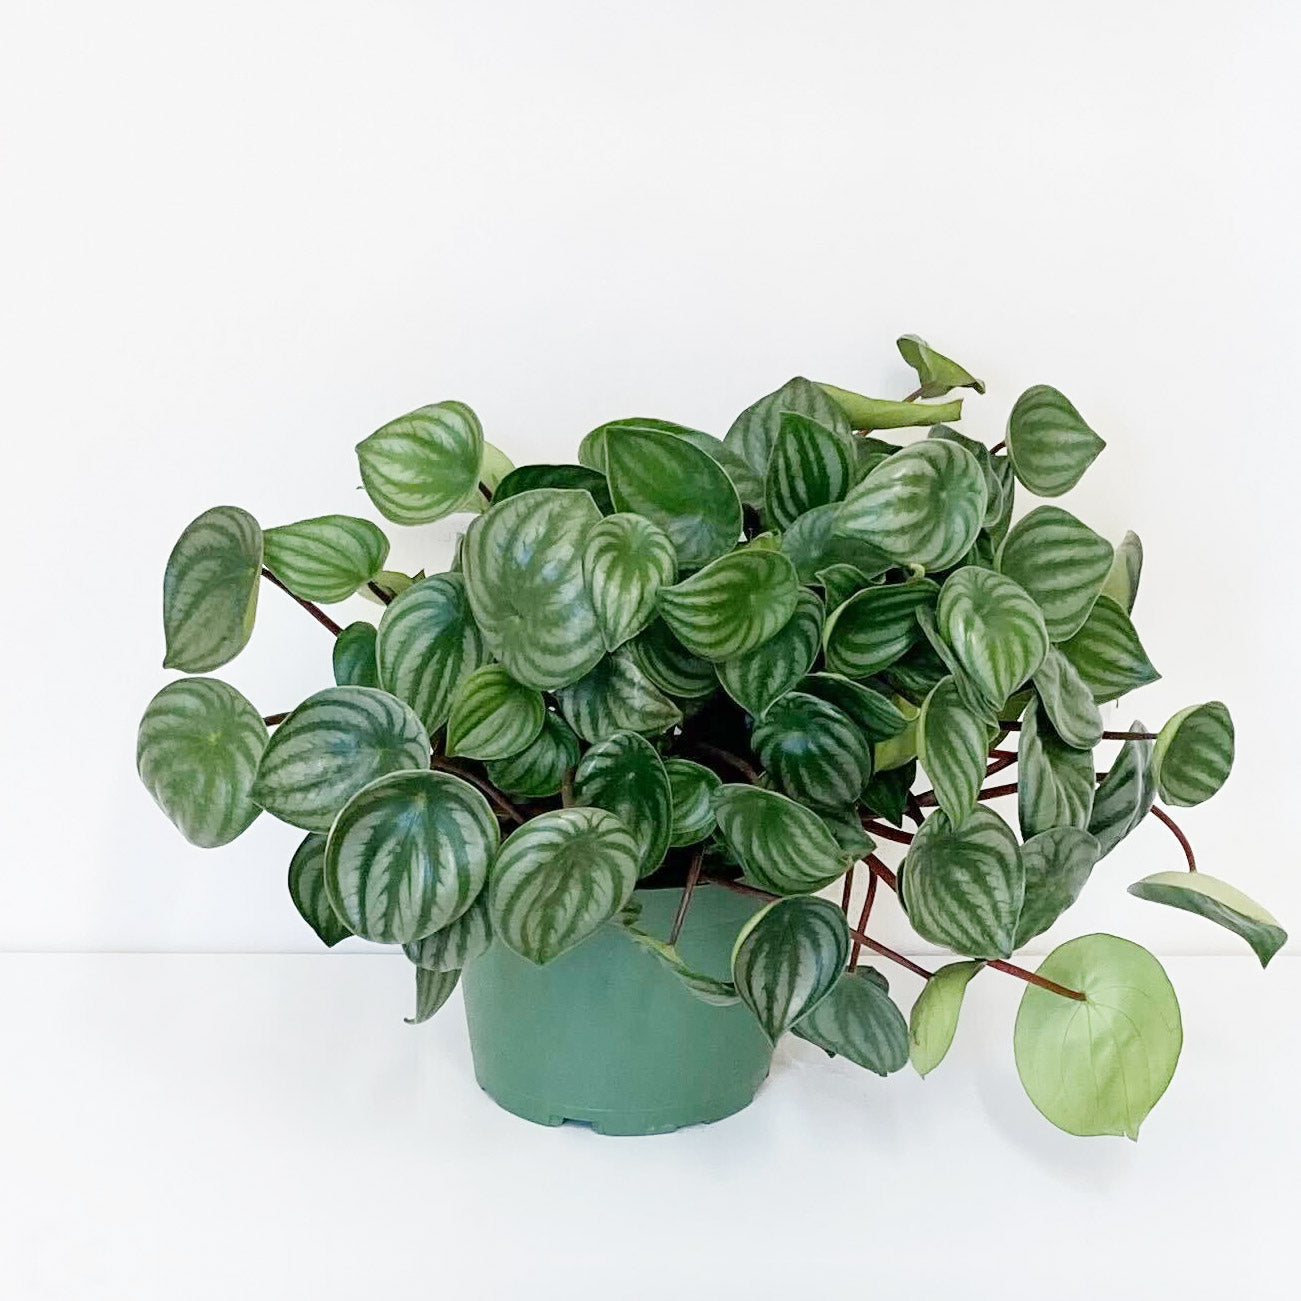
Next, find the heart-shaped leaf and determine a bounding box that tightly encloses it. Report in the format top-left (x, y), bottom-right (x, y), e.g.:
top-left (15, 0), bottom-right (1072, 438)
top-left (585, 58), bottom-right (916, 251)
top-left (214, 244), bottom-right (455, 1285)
top-left (1018, 700), bottom-right (1095, 839)
top-left (324, 769), bottom-right (498, 944)
top-left (461, 488), bottom-right (605, 690)
top-left (1005, 385), bottom-right (1105, 498)
top-left (493, 463), bottom-right (614, 515)
top-left (927, 426), bottom-right (1002, 530)
top-left (406, 967), bottom-right (462, 1025)
top-left (356, 401), bottom-right (485, 525)
top-left (573, 731), bottom-right (672, 879)
top-left (793, 968), bottom-right (910, 1075)
top-left (1013, 827), bottom-right (1101, 948)
top-left (1014, 934), bottom-right (1180, 1138)
top-left (582, 512), bottom-right (678, 651)
top-left (162, 506), bottom-right (262, 672)
top-left (902, 806), bottom-right (1024, 959)
top-left (724, 375), bottom-right (851, 477)
top-left (1057, 595), bottom-right (1160, 703)
top-left (1088, 723), bottom-right (1154, 856)
top-left (917, 676), bottom-right (989, 825)
top-left (664, 758), bottom-right (722, 846)
top-left (908, 960), bottom-right (983, 1077)
top-left (800, 673), bottom-right (908, 740)
top-left (731, 895), bottom-right (850, 1042)
top-left (333, 621), bottom-right (379, 688)
top-left (716, 588), bottom-right (823, 717)
top-left (555, 649), bottom-right (683, 742)
top-left (816, 384), bottom-right (962, 432)
top-left (628, 618), bottom-right (719, 700)
top-left (753, 692), bottom-right (873, 810)
top-left (1128, 872), bottom-right (1286, 967)
top-left (712, 785), bottom-right (850, 894)
top-left (262, 515), bottom-right (390, 604)
top-left (403, 890), bottom-right (492, 972)
top-left (251, 686), bottom-right (429, 831)
top-left (488, 807), bottom-right (639, 964)
top-left (781, 501), bottom-right (894, 582)
top-left (1033, 646), bottom-right (1103, 749)
top-left (822, 578), bottom-right (940, 678)
top-left (1152, 701), bottom-right (1234, 807)
top-left (897, 334), bottom-right (986, 398)
top-left (288, 832), bottom-right (351, 946)
top-left (137, 677), bottom-right (268, 847)
top-left (485, 712), bottom-right (581, 799)
top-left (1100, 529), bottom-right (1143, 613)
top-left (764, 411), bottom-right (855, 528)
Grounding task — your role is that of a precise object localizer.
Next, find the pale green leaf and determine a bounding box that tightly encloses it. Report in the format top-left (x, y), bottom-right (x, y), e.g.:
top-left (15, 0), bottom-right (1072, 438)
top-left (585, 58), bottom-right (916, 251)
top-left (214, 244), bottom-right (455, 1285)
top-left (623, 928), bottom-right (740, 1005)
top-left (1058, 595), bottom-right (1160, 703)
top-left (1152, 701), bottom-right (1234, 807)
top-left (872, 697), bottom-right (920, 772)
top-left (753, 692), bottom-right (873, 810)
top-left (897, 334), bottom-right (986, 398)
top-left (1018, 700), bottom-right (1095, 839)
top-left (445, 664), bottom-right (545, 760)
top-left (573, 731), bottom-right (672, 879)
top-left (716, 588), bottom-right (822, 717)
top-left (793, 968), bottom-right (910, 1075)
top-left (288, 832), bottom-right (351, 947)
top-left (817, 383), bottom-right (962, 431)
top-left (712, 785), bottom-right (850, 895)
top-left (555, 648), bottom-right (683, 743)
top-left (1005, 385), bottom-right (1106, 498)
top-left (909, 960), bottom-right (983, 1077)
top-left (1013, 828), bottom-right (1101, 948)
top-left (485, 712), bottom-right (581, 799)
top-left (262, 515), bottom-right (390, 603)
top-left (1128, 871), bottom-right (1286, 967)
top-left (582, 512), bottom-right (678, 651)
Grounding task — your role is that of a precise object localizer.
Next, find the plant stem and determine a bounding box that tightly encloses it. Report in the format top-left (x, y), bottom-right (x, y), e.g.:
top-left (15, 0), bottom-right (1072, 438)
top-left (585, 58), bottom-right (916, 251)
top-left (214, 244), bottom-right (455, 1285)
top-left (477, 482), bottom-right (493, 504)
top-left (848, 871), bottom-right (879, 968)
top-left (990, 440), bottom-right (1006, 454)
top-left (1151, 806), bottom-right (1197, 872)
top-left (430, 755), bottom-right (525, 824)
top-left (996, 720), bottom-right (1157, 741)
top-left (987, 958), bottom-right (1086, 1001)
top-left (866, 855), bottom-right (897, 891)
top-left (902, 386), bottom-right (924, 403)
top-left (262, 712), bottom-right (288, 726)
top-left (864, 819), bottom-right (914, 845)
top-left (366, 580), bottom-right (393, 605)
top-left (851, 932), bottom-right (933, 980)
top-left (669, 846), bottom-right (706, 945)
top-left (691, 742), bottom-right (760, 782)
top-left (261, 567), bottom-right (343, 636)
top-left (560, 767), bottom-right (575, 808)
top-left (916, 780), bottom-right (1018, 809)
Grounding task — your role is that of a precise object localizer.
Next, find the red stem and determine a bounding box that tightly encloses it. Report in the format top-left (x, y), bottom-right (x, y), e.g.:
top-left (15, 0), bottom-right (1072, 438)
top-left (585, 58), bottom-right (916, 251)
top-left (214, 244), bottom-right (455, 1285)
top-left (864, 819), bottom-right (914, 845)
top-left (997, 720), bottom-right (1157, 741)
top-left (261, 567), bottom-right (343, 636)
top-left (691, 743), bottom-right (760, 782)
top-left (987, 958), bottom-right (1086, 1000)
top-left (1150, 806), bottom-right (1198, 872)
top-left (262, 712), bottom-right (288, 726)
top-left (990, 440), bottom-right (1006, 454)
top-left (848, 871), bottom-right (879, 968)
top-left (366, 580), bottom-right (393, 605)
top-left (669, 847), bottom-right (705, 945)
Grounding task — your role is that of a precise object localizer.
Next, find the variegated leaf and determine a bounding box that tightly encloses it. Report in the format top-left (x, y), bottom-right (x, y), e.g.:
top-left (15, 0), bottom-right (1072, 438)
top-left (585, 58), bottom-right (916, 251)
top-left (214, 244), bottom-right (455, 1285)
top-left (914, 605), bottom-right (1000, 723)
top-left (582, 513), bottom-right (678, 651)
top-left (986, 453), bottom-right (1016, 546)
top-left (1033, 646), bottom-right (1103, 749)
top-left (262, 515), bottom-right (390, 604)
top-left (731, 895), bottom-right (850, 1042)
top-left (764, 411), bottom-right (855, 528)
top-left (917, 676), bottom-right (988, 825)
top-left (752, 692), bottom-right (873, 810)
top-left (137, 677), bottom-right (268, 847)
top-left (716, 588), bottom-right (822, 717)
top-left (445, 664), bottom-right (545, 761)
top-left (897, 334), bottom-right (986, 398)
top-left (1128, 872), bottom-right (1286, 967)
top-left (1058, 595), bottom-right (1160, 703)
top-left (816, 383), bottom-right (962, 432)
top-left (406, 967), bottom-right (462, 1025)
top-left (873, 698), bottom-right (920, 772)
top-left (623, 928), bottom-right (740, 1006)
top-left (555, 649), bottom-right (683, 742)
top-left (324, 770), bottom-right (498, 944)
top-left (488, 807), bottom-right (639, 964)
top-left (927, 425), bottom-right (1002, 531)
top-left (862, 760), bottom-right (917, 825)
top-left (902, 805), bottom-right (1024, 959)
top-left (793, 968), bottom-right (910, 1075)
top-left (162, 506), bottom-right (262, 672)
top-left (724, 375), bottom-right (850, 477)
top-left (1017, 700), bottom-right (1095, 839)
top-left (1088, 723), bottom-right (1153, 855)
top-left (1013, 828), bottom-right (1101, 948)
top-left (822, 578), bottom-right (939, 678)
top-left (663, 426), bottom-right (766, 507)
top-left (493, 463), bottom-right (614, 515)
top-left (333, 621), bottom-right (379, 688)
top-left (1101, 529), bottom-right (1143, 613)
top-left (664, 758), bottom-right (722, 846)
top-left (403, 890), bottom-right (492, 972)
top-left (573, 731), bottom-right (672, 879)
top-left (1005, 385), bottom-right (1105, 498)
top-left (816, 563), bottom-right (874, 609)
top-left (712, 785), bottom-right (850, 894)
top-left (781, 501), bottom-right (893, 583)
top-left (251, 686), bottom-right (430, 832)
top-left (288, 832), bottom-right (351, 946)
top-left (376, 574), bottom-right (488, 731)
top-left (799, 673), bottom-right (908, 740)
top-left (1152, 701), bottom-right (1234, 807)
top-left (908, 959), bottom-right (983, 1077)
top-left (882, 638), bottom-right (952, 702)
top-left (485, 712), bottom-right (581, 799)
top-left (628, 618), bottom-right (718, 700)
top-left (356, 400), bottom-right (484, 525)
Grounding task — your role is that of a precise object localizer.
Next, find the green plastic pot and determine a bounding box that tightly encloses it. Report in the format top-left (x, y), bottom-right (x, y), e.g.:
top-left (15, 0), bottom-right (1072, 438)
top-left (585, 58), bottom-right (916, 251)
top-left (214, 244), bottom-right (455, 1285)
top-left (461, 883), bottom-right (773, 1134)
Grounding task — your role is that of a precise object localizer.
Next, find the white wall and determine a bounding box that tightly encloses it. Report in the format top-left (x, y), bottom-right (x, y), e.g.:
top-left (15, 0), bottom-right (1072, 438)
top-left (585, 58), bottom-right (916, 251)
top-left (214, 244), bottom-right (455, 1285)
top-left (2, 0), bottom-right (1296, 955)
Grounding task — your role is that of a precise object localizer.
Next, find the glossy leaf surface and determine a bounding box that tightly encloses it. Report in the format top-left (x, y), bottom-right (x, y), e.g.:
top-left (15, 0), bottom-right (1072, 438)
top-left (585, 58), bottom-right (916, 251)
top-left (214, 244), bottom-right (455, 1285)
top-left (1088, 724), bottom-right (1153, 856)
top-left (493, 463), bottom-right (614, 515)
top-left (917, 676), bottom-right (989, 825)
top-left (582, 513), bottom-right (678, 650)
top-left (793, 968), bottom-right (910, 1075)
top-left (1058, 595), bottom-right (1160, 703)
top-left (262, 515), bottom-right (389, 604)
top-left (1013, 828), bottom-right (1101, 948)
top-left (753, 692), bottom-right (873, 810)
top-left (1033, 646), bottom-right (1103, 750)
top-left (628, 618), bottom-right (718, 700)
top-left (800, 673), bottom-right (908, 740)
top-left (406, 967), bottom-right (461, 1025)
top-left (764, 411), bottom-right (855, 528)
top-left (664, 758), bottom-right (722, 846)
top-left (288, 832), bottom-right (351, 947)
top-left (445, 664), bottom-right (545, 761)
top-left (716, 588), bottom-right (822, 717)
top-left (724, 375), bottom-right (850, 477)
top-left (712, 785), bottom-right (849, 894)
top-left (485, 712), bottom-right (581, 799)
top-left (333, 621), bottom-right (380, 688)
top-left (573, 731), bottom-right (673, 879)
top-left (1152, 702), bottom-right (1234, 807)
top-left (896, 334), bottom-right (985, 398)
top-left (1005, 385), bottom-right (1105, 498)
top-left (1018, 700), bottom-right (1095, 839)
top-left (817, 384), bottom-right (962, 431)
top-left (403, 891), bottom-right (492, 972)
top-left (555, 649), bottom-right (683, 742)
top-left (1101, 529), bottom-right (1143, 613)
top-left (822, 579), bottom-right (939, 678)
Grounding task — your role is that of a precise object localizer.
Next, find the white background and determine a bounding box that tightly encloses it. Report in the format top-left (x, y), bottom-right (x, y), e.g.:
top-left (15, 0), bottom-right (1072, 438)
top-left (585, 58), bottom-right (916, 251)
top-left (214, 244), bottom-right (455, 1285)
top-left (2, 2), bottom-right (1298, 1296)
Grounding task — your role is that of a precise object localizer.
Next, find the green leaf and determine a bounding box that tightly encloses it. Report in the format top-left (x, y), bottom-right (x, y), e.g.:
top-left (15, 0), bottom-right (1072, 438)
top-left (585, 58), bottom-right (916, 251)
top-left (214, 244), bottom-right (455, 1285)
top-left (251, 686), bottom-right (430, 832)
top-left (915, 605), bottom-right (1000, 723)
top-left (1005, 385), bottom-right (1105, 497)
top-left (1014, 934), bottom-right (1181, 1138)
top-left (716, 588), bottom-right (822, 717)
top-left (753, 692), bottom-right (874, 810)
top-left (162, 506), bottom-right (262, 672)
top-left (724, 375), bottom-right (851, 477)
top-left (1058, 595), bottom-right (1160, 703)
top-left (822, 578), bottom-right (939, 677)
top-left (917, 676), bottom-right (989, 825)
top-left (781, 502), bottom-right (893, 583)
top-left (811, 803), bottom-right (876, 859)
top-left (1128, 872), bottom-right (1287, 967)
top-left (376, 573), bottom-right (488, 731)
top-left (333, 621), bottom-right (379, 688)
top-left (799, 673), bottom-right (908, 740)
top-left (604, 425), bottom-right (742, 567)
top-left (445, 664), bottom-right (545, 760)
top-left (817, 384), bottom-right (963, 431)
top-left (573, 731), bottom-right (672, 879)
top-left (731, 896), bottom-right (850, 1042)
top-left (324, 770), bottom-right (498, 944)
top-left (582, 513), bottom-right (678, 651)
top-left (996, 505), bottom-right (1114, 642)
top-left (936, 567), bottom-right (1049, 710)
top-left (657, 549), bottom-right (799, 662)
top-left (622, 621), bottom-right (714, 703)
top-left (793, 968), bottom-right (910, 1075)
top-left (461, 488), bottom-right (605, 690)
top-left (902, 806), bottom-right (1024, 959)
top-left (835, 440), bottom-right (986, 571)
top-left (985, 453), bottom-right (1016, 547)
top-left (478, 441), bottom-right (514, 492)
top-left (1101, 530), bottom-right (1143, 613)
top-left (623, 928), bottom-right (740, 1005)
top-left (1018, 700), bottom-right (1095, 839)
top-left (362, 569), bottom-right (421, 604)
top-left (908, 960), bottom-right (983, 1077)
top-left (262, 515), bottom-right (389, 604)
top-left (1033, 646), bottom-right (1103, 749)
top-left (1152, 702), bottom-right (1234, 807)
top-left (897, 334), bottom-right (986, 398)
top-left (288, 832), bottom-right (351, 946)
top-left (403, 890), bottom-right (492, 972)
top-left (555, 649), bottom-right (683, 743)
top-left (356, 401), bottom-right (484, 525)
top-left (713, 785), bottom-right (850, 894)
top-left (764, 411), bottom-right (855, 528)
top-left (663, 426), bottom-right (766, 508)
top-left (488, 807), bottom-right (639, 964)
top-left (927, 426), bottom-right (1003, 530)
top-left (862, 760), bottom-right (916, 825)
top-left (485, 712), bottom-right (581, 799)
top-left (872, 698), bottom-right (920, 772)
top-left (1014, 828), bottom-right (1101, 948)
top-left (493, 463), bottom-right (614, 515)
top-left (406, 967), bottom-right (461, 1025)
top-left (137, 677), bottom-right (268, 847)
top-left (664, 759), bottom-right (722, 846)
top-left (815, 563), bottom-right (874, 610)
top-left (1088, 723), bottom-right (1153, 855)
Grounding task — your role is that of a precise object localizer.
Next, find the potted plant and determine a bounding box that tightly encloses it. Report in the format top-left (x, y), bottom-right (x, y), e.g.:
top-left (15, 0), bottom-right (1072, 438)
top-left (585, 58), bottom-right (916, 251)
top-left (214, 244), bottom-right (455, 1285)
top-left (138, 336), bottom-right (1285, 1138)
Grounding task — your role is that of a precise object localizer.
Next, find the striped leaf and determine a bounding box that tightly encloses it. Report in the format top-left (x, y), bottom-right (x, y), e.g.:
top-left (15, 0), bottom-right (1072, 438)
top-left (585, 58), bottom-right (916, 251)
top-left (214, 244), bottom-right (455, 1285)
top-left (488, 807), bottom-right (639, 964)
top-left (376, 574), bottom-right (488, 731)
top-left (406, 967), bottom-right (461, 1025)
top-left (555, 649), bottom-right (683, 743)
top-left (662, 426), bottom-right (766, 507)
top-left (834, 440), bottom-right (986, 571)
top-left (628, 618), bottom-right (718, 700)
top-left (1128, 872), bottom-right (1286, 968)
top-left (781, 501), bottom-right (893, 582)
top-left (582, 513), bottom-right (678, 651)
top-left (732, 896), bottom-right (850, 1042)
top-left (852, 437), bottom-right (900, 481)
top-left (1014, 935), bottom-right (1181, 1138)
top-left (800, 673), bottom-right (908, 740)
top-left (1013, 828), bottom-right (1101, 948)
top-left (162, 505), bottom-right (262, 672)
top-left (897, 334), bottom-right (986, 399)
top-left (917, 676), bottom-right (989, 824)
top-left (716, 589), bottom-right (823, 717)
top-left (822, 579), bottom-right (940, 678)
top-left (287, 832), bottom-right (351, 946)
top-left (333, 621), bottom-right (379, 688)
top-left (573, 731), bottom-right (672, 880)
top-left (816, 563), bottom-right (874, 610)
top-left (657, 549), bottom-right (799, 662)
top-left (445, 664), bottom-right (545, 761)
top-left (908, 960), bottom-right (983, 1077)
top-left (882, 638), bottom-right (951, 702)
top-left (485, 712), bottom-right (580, 799)
top-left (1058, 595), bottom-right (1160, 703)
top-left (493, 463), bottom-right (614, 515)
top-left (862, 760), bottom-right (917, 826)
top-left (251, 686), bottom-right (429, 832)
top-left (753, 693), bottom-right (873, 810)
top-left (1017, 700), bottom-right (1095, 839)
top-left (1101, 529), bottom-right (1143, 613)
top-left (724, 375), bottom-right (851, 477)
top-left (1033, 646), bottom-right (1103, 749)
top-left (1089, 723), bottom-right (1154, 856)
top-left (461, 488), bottom-right (605, 691)
top-left (986, 453), bottom-right (1016, 546)
top-left (936, 567), bottom-right (1049, 708)
top-left (356, 401), bottom-right (484, 526)
top-left (712, 785), bottom-right (850, 894)
top-left (764, 411), bottom-right (855, 528)
top-left (604, 426), bottom-right (742, 568)
top-left (324, 770), bottom-right (498, 944)
top-left (137, 677), bottom-right (268, 847)
top-left (927, 426), bottom-right (1003, 531)
top-left (403, 890), bottom-right (492, 972)
top-left (810, 803), bottom-right (876, 859)
top-left (1152, 701), bottom-right (1234, 807)
top-left (793, 968), bottom-right (910, 1075)
top-left (816, 384), bottom-right (962, 432)
top-left (1005, 385), bottom-right (1105, 498)
top-left (915, 605), bottom-right (1000, 723)
top-left (623, 929), bottom-right (740, 1006)
top-left (902, 806), bottom-right (1024, 959)
top-left (663, 758), bottom-right (721, 846)
top-left (262, 515), bottom-right (389, 604)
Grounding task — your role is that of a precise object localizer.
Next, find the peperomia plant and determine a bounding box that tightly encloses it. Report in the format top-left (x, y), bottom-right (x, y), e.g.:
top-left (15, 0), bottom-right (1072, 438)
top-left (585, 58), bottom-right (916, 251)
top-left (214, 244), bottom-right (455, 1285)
top-left (138, 335), bottom-right (1286, 1139)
